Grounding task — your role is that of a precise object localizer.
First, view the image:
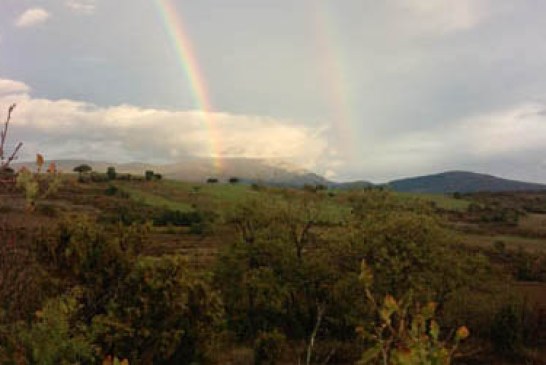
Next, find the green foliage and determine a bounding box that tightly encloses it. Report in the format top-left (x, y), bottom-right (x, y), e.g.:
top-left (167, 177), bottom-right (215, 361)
top-left (16, 168), bottom-right (39, 206)
top-left (92, 256), bottom-right (224, 364)
top-left (16, 293), bottom-right (96, 365)
top-left (217, 195), bottom-right (367, 359)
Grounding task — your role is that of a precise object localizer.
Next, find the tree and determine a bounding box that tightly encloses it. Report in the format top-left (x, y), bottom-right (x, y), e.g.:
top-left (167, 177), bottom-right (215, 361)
top-left (145, 170), bottom-right (154, 181)
top-left (206, 178), bottom-right (218, 184)
top-left (229, 177), bottom-right (240, 184)
top-left (107, 166), bottom-right (116, 180)
top-left (73, 164), bottom-right (92, 174)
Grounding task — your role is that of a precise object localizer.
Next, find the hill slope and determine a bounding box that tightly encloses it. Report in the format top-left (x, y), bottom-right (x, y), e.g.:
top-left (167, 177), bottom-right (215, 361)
top-left (14, 158), bottom-right (329, 187)
top-left (387, 171), bottom-right (546, 193)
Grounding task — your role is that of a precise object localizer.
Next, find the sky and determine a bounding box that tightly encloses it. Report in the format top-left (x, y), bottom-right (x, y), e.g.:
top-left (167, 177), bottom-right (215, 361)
top-left (1, 0), bottom-right (546, 183)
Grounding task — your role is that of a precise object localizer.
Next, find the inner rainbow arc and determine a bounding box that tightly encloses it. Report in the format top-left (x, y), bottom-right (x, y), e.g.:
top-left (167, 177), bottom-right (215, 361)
top-left (155, 0), bottom-right (222, 172)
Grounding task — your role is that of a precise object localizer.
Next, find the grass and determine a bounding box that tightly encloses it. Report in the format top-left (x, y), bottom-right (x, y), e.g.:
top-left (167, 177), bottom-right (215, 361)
top-left (396, 192), bottom-right (471, 211)
top-left (119, 185), bottom-right (194, 212)
top-left (459, 232), bottom-right (546, 252)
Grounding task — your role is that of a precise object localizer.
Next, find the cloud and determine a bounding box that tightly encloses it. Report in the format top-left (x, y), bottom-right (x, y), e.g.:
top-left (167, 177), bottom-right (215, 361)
top-left (65, 0), bottom-right (96, 15)
top-left (355, 102), bottom-right (546, 182)
top-left (15, 8), bottom-right (51, 28)
top-left (394, 0), bottom-right (490, 34)
top-left (0, 79), bottom-right (31, 96)
top-left (0, 78), bottom-right (334, 173)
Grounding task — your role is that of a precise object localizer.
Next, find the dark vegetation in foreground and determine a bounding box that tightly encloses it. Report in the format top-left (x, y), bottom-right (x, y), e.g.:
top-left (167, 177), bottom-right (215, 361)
top-left (2, 167), bottom-right (546, 364)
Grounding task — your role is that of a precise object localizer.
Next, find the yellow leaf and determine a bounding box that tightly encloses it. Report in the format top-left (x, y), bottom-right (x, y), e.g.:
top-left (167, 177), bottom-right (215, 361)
top-left (456, 326), bottom-right (470, 340)
top-left (47, 162), bottom-right (56, 174)
top-left (36, 154), bottom-right (44, 167)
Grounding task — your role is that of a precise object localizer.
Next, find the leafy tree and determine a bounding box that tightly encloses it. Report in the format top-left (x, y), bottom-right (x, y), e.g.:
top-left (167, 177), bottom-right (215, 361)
top-left (217, 194), bottom-right (368, 363)
top-left (74, 164), bottom-right (92, 175)
top-left (206, 178), bottom-right (218, 184)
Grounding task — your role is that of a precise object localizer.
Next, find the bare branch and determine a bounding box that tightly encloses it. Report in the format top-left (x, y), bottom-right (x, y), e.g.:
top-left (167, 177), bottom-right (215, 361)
top-left (0, 104), bottom-right (22, 169)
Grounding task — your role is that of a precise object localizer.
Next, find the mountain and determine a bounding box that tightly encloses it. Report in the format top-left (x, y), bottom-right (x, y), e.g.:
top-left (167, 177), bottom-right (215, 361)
top-left (331, 180), bottom-right (375, 190)
top-left (13, 159), bottom-right (546, 193)
top-left (387, 171), bottom-right (546, 193)
top-left (13, 158), bottom-right (330, 187)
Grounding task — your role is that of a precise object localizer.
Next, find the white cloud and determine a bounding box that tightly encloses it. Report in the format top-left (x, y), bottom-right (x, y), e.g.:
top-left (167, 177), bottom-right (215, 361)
top-left (0, 79), bottom-right (31, 96)
top-left (355, 102), bottom-right (546, 181)
top-left (15, 8), bottom-right (51, 28)
top-left (394, 0), bottom-right (490, 34)
top-left (0, 78), bottom-right (334, 173)
top-left (66, 0), bottom-right (96, 15)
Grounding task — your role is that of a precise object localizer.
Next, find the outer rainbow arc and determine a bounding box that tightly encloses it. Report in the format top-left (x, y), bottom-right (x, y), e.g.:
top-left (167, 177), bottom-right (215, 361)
top-left (155, 0), bottom-right (222, 172)
top-left (310, 0), bottom-right (356, 157)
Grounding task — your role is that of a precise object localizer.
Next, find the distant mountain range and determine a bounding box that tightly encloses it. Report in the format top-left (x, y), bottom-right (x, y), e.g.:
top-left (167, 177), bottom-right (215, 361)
top-left (13, 159), bottom-right (546, 193)
top-left (386, 171), bottom-right (546, 193)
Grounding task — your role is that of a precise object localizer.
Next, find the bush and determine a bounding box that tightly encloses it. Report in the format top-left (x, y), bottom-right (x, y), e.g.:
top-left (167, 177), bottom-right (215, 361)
top-left (104, 185), bottom-right (118, 196)
top-left (92, 256), bottom-right (224, 364)
top-left (490, 304), bottom-right (524, 356)
top-left (35, 203), bottom-right (59, 217)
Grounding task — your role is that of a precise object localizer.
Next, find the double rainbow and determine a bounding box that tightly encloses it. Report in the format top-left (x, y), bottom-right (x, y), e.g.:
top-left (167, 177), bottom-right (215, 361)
top-left (155, 0), bottom-right (356, 169)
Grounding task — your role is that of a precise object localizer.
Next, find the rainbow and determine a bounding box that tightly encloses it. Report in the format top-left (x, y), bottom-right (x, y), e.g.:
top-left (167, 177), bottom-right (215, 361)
top-left (310, 1), bottom-right (356, 157)
top-left (154, 0), bottom-right (222, 171)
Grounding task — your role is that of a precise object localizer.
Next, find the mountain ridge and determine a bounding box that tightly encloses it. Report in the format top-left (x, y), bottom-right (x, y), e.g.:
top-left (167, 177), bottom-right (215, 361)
top-left (12, 159), bottom-right (546, 193)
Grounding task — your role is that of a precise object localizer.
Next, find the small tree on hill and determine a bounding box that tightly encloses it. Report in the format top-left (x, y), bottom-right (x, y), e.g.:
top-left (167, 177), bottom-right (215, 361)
top-left (107, 166), bottom-right (116, 180)
top-left (145, 170), bottom-right (154, 181)
top-left (73, 164), bottom-right (92, 175)
top-left (206, 178), bottom-right (218, 184)
top-left (228, 177), bottom-right (239, 184)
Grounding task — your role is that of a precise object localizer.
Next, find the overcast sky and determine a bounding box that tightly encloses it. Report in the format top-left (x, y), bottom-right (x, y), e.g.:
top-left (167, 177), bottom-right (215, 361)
top-left (1, 0), bottom-right (546, 183)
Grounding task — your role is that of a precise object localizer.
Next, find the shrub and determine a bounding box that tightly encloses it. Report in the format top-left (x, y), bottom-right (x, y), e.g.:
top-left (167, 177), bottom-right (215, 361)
top-left (92, 256), bottom-right (224, 364)
top-left (490, 304), bottom-right (523, 356)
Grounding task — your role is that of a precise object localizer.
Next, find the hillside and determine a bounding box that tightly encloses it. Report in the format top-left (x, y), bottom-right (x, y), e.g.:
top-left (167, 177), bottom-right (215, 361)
top-left (13, 157), bottom-right (330, 187)
top-left (388, 170), bottom-right (546, 193)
